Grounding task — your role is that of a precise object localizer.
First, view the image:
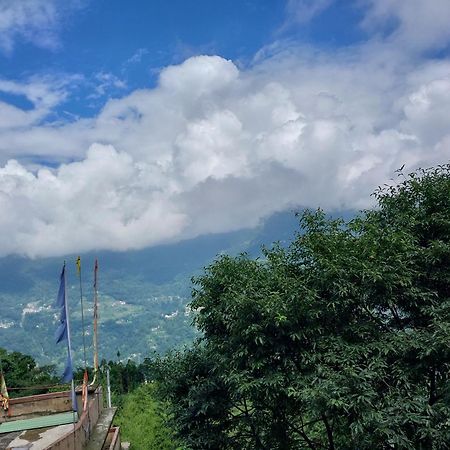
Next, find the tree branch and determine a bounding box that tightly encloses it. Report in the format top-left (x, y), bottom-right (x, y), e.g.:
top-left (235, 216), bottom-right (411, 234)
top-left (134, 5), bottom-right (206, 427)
top-left (321, 414), bottom-right (335, 450)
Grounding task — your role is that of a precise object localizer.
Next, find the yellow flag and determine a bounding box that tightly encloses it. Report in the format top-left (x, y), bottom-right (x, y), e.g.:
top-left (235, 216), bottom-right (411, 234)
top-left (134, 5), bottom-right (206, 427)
top-left (0, 373), bottom-right (8, 398)
top-left (0, 372), bottom-right (9, 412)
top-left (76, 256), bottom-right (81, 275)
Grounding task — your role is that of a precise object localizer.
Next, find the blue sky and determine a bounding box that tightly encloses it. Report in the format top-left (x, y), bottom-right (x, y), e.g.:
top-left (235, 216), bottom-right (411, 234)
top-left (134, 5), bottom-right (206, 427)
top-left (0, 0), bottom-right (450, 257)
top-left (1, 0), bottom-right (367, 117)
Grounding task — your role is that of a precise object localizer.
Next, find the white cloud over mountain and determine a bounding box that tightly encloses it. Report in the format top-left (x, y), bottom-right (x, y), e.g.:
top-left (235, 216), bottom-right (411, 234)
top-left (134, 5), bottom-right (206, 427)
top-left (0, 1), bottom-right (449, 257)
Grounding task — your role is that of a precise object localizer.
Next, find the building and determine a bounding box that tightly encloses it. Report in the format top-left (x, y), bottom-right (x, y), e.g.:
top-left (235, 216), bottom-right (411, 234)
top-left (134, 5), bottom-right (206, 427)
top-left (0, 386), bottom-right (126, 449)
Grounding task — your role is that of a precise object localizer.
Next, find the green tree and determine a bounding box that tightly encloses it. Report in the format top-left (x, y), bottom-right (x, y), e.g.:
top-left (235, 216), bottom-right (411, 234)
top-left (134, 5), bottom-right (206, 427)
top-left (0, 347), bottom-right (58, 397)
top-left (154, 164), bottom-right (450, 449)
top-left (115, 383), bottom-right (181, 450)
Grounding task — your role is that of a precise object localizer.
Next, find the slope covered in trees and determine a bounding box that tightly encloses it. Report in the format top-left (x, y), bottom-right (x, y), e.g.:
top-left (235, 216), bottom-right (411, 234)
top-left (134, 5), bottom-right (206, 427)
top-left (152, 165), bottom-right (450, 449)
top-left (0, 347), bottom-right (58, 397)
top-left (0, 211), bottom-right (299, 367)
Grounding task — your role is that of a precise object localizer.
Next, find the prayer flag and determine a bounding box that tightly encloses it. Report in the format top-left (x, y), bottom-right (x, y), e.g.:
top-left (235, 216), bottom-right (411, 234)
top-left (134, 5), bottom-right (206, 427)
top-left (82, 369), bottom-right (88, 411)
top-left (55, 263), bottom-right (77, 412)
top-left (0, 372), bottom-right (9, 413)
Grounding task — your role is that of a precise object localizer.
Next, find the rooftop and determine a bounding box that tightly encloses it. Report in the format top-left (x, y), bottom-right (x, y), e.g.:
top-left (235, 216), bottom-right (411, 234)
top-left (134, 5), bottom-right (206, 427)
top-left (0, 386), bottom-right (121, 449)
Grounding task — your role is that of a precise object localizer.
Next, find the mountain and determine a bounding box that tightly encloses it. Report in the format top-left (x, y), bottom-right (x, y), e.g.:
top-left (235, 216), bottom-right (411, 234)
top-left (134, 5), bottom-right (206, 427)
top-left (0, 210), bottom-right (303, 369)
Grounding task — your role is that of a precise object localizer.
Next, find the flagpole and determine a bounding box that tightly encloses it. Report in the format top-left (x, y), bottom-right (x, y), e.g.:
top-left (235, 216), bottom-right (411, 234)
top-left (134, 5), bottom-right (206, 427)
top-left (55, 262), bottom-right (77, 420)
top-left (64, 263), bottom-right (74, 373)
top-left (71, 379), bottom-right (76, 433)
top-left (91, 259), bottom-right (99, 385)
top-left (76, 257), bottom-right (91, 418)
top-left (63, 264), bottom-right (77, 420)
top-left (76, 257), bottom-right (88, 370)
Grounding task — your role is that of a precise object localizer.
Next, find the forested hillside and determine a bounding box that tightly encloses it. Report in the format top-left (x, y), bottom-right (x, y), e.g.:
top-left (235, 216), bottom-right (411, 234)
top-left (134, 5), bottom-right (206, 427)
top-left (151, 165), bottom-right (450, 449)
top-left (0, 211), bottom-right (300, 368)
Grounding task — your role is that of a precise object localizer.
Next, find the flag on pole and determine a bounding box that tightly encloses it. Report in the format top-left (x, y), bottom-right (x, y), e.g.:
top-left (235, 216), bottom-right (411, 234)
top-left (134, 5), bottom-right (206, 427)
top-left (55, 264), bottom-right (73, 379)
top-left (76, 256), bottom-right (81, 275)
top-left (55, 263), bottom-right (77, 413)
top-left (0, 372), bottom-right (9, 413)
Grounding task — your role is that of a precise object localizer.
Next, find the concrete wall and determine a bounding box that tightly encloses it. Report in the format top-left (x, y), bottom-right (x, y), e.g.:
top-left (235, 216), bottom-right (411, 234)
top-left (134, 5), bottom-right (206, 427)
top-left (108, 427), bottom-right (121, 450)
top-left (1, 391), bottom-right (73, 422)
top-left (2, 386), bottom-right (121, 450)
top-left (47, 387), bottom-right (103, 450)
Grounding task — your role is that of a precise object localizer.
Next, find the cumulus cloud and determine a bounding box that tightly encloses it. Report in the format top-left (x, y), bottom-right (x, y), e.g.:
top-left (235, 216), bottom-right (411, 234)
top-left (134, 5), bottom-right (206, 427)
top-left (0, 2), bottom-right (450, 257)
top-left (0, 144), bottom-right (186, 257)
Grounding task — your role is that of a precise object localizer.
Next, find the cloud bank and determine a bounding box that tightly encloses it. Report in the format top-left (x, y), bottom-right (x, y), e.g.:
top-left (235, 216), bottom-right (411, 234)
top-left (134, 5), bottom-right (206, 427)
top-left (0, 1), bottom-right (450, 257)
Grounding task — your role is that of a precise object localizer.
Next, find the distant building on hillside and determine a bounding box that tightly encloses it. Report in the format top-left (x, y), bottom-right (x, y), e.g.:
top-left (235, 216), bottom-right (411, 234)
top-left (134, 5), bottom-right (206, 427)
top-left (0, 386), bottom-right (128, 449)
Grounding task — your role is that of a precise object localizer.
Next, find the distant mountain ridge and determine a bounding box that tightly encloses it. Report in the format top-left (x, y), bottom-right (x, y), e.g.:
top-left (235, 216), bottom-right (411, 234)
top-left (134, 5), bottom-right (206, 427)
top-left (0, 209), bottom-right (350, 368)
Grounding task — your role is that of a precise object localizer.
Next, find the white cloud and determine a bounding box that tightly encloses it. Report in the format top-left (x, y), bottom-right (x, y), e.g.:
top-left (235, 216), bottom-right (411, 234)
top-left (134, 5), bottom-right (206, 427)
top-left (284, 0), bottom-right (450, 54)
top-left (0, 0), bottom-right (81, 53)
top-left (88, 72), bottom-right (127, 100)
top-left (362, 0), bottom-right (450, 52)
top-left (0, 3), bottom-right (450, 257)
top-left (0, 144), bottom-right (186, 257)
top-left (283, 0), bottom-right (334, 26)
top-left (125, 48), bottom-right (149, 66)
top-left (0, 75), bottom-right (74, 129)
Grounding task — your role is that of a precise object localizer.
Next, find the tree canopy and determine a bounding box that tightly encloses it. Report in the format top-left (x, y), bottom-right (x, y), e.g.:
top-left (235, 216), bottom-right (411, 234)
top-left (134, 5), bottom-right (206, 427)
top-left (153, 165), bottom-right (450, 449)
top-left (0, 347), bottom-right (58, 397)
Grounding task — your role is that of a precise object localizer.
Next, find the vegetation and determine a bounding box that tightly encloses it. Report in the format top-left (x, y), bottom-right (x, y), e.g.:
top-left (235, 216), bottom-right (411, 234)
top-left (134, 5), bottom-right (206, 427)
top-left (152, 165), bottom-right (450, 449)
top-left (0, 347), bottom-right (58, 397)
top-left (0, 279), bottom-right (196, 369)
top-left (115, 384), bottom-right (181, 450)
top-left (0, 212), bottom-right (296, 368)
top-left (78, 359), bottom-right (182, 449)
top-left (3, 165), bottom-right (450, 449)
top-left (2, 350), bottom-right (179, 449)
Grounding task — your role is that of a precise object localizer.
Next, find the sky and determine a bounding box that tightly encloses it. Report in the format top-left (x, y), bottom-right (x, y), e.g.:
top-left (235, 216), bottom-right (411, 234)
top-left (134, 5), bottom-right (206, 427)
top-left (0, 0), bottom-right (450, 258)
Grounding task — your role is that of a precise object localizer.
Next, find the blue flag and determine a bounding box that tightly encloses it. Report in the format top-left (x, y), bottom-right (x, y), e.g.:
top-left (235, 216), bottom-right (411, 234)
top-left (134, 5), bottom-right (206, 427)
top-left (55, 264), bottom-right (66, 309)
top-left (61, 352), bottom-right (74, 384)
top-left (55, 265), bottom-right (68, 344)
top-left (55, 263), bottom-right (77, 412)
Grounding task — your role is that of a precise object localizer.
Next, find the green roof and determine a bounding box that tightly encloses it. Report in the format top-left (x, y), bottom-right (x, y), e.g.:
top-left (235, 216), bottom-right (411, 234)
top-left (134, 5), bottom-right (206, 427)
top-left (0, 411), bottom-right (76, 434)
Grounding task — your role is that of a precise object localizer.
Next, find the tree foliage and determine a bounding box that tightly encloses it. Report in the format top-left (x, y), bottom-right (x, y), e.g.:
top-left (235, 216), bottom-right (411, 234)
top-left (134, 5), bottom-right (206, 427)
top-left (75, 359), bottom-right (145, 398)
top-left (153, 165), bottom-right (450, 449)
top-left (0, 347), bottom-right (58, 397)
top-left (115, 383), bottom-right (181, 450)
